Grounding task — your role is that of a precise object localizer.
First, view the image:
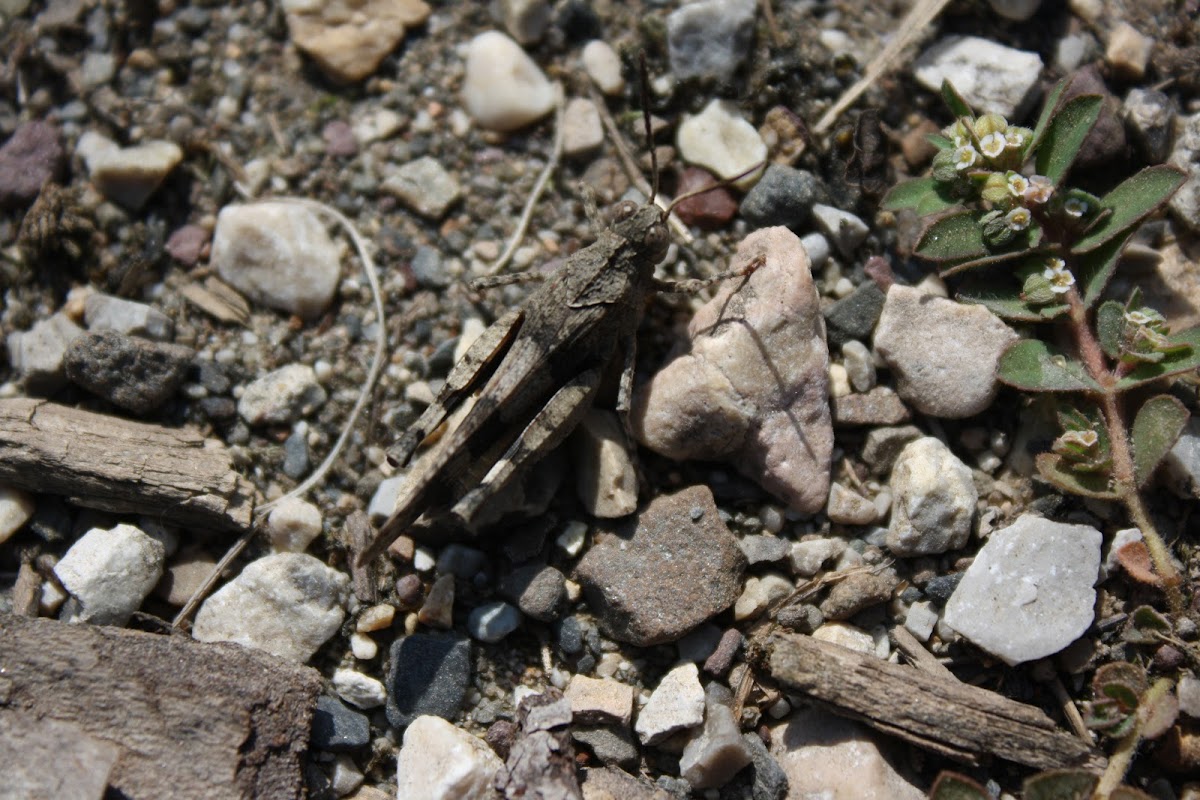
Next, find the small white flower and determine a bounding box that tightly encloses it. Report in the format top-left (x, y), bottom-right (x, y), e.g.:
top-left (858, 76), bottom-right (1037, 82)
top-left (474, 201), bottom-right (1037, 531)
top-left (1043, 257), bottom-right (1075, 293)
top-left (1023, 175), bottom-right (1054, 205)
top-left (1005, 129), bottom-right (1027, 149)
top-left (953, 144), bottom-right (978, 171)
top-left (1006, 172), bottom-right (1029, 197)
top-left (1059, 429), bottom-right (1099, 448)
top-left (1124, 310), bottom-right (1152, 326)
top-left (1064, 197), bottom-right (1088, 217)
top-left (1005, 207), bottom-right (1031, 231)
top-left (979, 132), bottom-right (1006, 159)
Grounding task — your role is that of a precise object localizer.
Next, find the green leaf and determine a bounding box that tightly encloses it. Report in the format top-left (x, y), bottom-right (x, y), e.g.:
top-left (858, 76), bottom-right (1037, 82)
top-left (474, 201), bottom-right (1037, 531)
top-left (1071, 165), bottom-right (1188, 253)
top-left (1094, 662), bottom-right (1148, 703)
top-left (940, 80), bottom-right (975, 122)
top-left (955, 273), bottom-right (1068, 322)
top-left (929, 772), bottom-right (991, 800)
top-left (1097, 300), bottom-right (1125, 358)
top-left (998, 340), bottom-right (1102, 392)
top-left (1023, 769), bottom-right (1099, 800)
top-left (1028, 77), bottom-right (1072, 156)
top-left (1037, 453), bottom-right (1117, 499)
top-left (1131, 394), bottom-right (1190, 486)
top-left (927, 132), bottom-right (955, 151)
top-left (915, 211), bottom-right (988, 262)
top-left (1125, 605), bottom-right (1172, 644)
top-left (880, 176), bottom-right (960, 216)
top-left (1117, 326), bottom-right (1200, 390)
top-left (938, 245), bottom-right (1045, 280)
top-left (1035, 94), bottom-right (1104, 185)
top-left (1075, 232), bottom-right (1133, 310)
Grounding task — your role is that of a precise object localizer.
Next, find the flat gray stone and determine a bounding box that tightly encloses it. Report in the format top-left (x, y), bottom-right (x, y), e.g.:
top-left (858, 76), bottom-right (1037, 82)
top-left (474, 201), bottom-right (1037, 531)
top-left (382, 156), bottom-right (462, 220)
top-left (944, 514), bottom-right (1101, 665)
top-left (912, 35), bottom-right (1042, 118)
top-left (64, 331), bottom-right (194, 414)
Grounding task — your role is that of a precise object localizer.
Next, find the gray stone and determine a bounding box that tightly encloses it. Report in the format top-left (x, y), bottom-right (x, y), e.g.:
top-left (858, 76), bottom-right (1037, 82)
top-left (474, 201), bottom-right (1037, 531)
top-left (679, 686), bottom-right (755, 789)
top-left (410, 244), bottom-right (450, 288)
top-left (466, 601), bottom-right (523, 643)
top-left (666, 0), bottom-right (756, 83)
top-left (437, 543), bottom-right (488, 578)
top-left (0, 120), bottom-right (64, 208)
top-left (739, 165), bottom-right (827, 230)
top-left (818, 571), bottom-right (899, 621)
top-left (281, 426), bottom-right (309, 479)
top-left (6, 312), bottom-right (83, 395)
top-left (386, 633), bottom-right (472, 728)
top-left (913, 36), bottom-right (1042, 118)
top-left (238, 364), bottom-right (327, 426)
top-left (823, 281), bottom-right (885, 349)
top-left (572, 725), bottom-right (639, 771)
top-left (739, 731), bottom-right (788, 800)
top-left (212, 201), bottom-right (341, 319)
top-left (1123, 88), bottom-right (1174, 164)
top-left (84, 294), bottom-right (173, 340)
top-left (1169, 113), bottom-right (1200, 233)
top-left (861, 425), bottom-right (922, 476)
top-left (575, 486), bottom-right (746, 646)
top-left (311, 696), bottom-right (370, 752)
top-left (382, 156), bottom-right (462, 220)
top-left (461, 31), bottom-right (557, 132)
top-left (500, 0), bottom-right (551, 44)
top-left (1163, 418), bottom-right (1200, 498)
top-left (887, 437), bottom-right (977, 557)
top-left (499, 564), bottom-right (569, 622)
top-left (635, 663), bottom-right (706, 746)
top-left (677, 623), bottom-right (723, 664)
top-left (987, 0), bottom-right (1041, 20)
top-left (874, 285), bottom-right (1017, 419)
top-left (76, 132), bottom-right (182, 210)
top-left (812, 204), bottom-right (869, 258)
top-left (54, 523), bottom-right (166, 626)
top-left (738, 534), bottom-right (790, 565)
top-left (826, 482), bottom-right (879, 526)
top-left (633, 227), bottom-right (832, 513)
top-left (64, 331), bottom-right (193, 414)
top-left (192, 552), bottom-right (349, 663)
top-left (561, 97), bottom-right (604, 158)
top-left (944, 514), bottom-right (1101, 665)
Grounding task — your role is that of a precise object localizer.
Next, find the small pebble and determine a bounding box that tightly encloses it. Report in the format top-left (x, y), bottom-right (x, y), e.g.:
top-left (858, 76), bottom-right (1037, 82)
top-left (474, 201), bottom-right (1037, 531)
top-left (913, 36), bottom-right (1042, 118)
top-left (826, 483), bottom-right (879, 526)
top-left (582, 40), bottom-right (624, 95)
top-left (1106, 22), bottom-right (1152, 80)
top-left (76, 132), bottom-right (182, 209)
top-left (564, 675), bottom-right (633, 726)
top-left (330, 754), bottom-right (363, 796)
top-left (283, 0), bottom-right (430, 83)
top-left (571, 409), bottom-right (637, 518)
top-left (333, 667), bottom-right (388, 709)
top-left (394, 715), bottom-right (503, 800)
top-left (461, 31), bottom-right (557, 132)
top-left (418, 574), bottom-right (455, 629)
top-left (265, 496), bottom-right (323, 552)
top-left (635, 663), bottom-right (706, 745)
top-left (812, 204), bottom-right (869, 258)
top-left (6, 313), bottom-right (84, 395)
top-left (740, 165), bottom-right (828, 229)
top-left (672, 167), bottom-right (738, 228)
top-left (905, 601), bottom-right (939, 641)
top-left (679, 686), bottom-right (755, 789)
top-left (357, 603), bottom-right (396, 632)
top-left (238, 364), bottom-right (327, 426)
top-left (841, 340), bottom-right (875, 393)
top-left (64, 331), bottom-right (193, 414)
top-left (311, 696), bottom-right (370, 752)
top-left (0, 120), bottom-right (64, 208)
top-left (54, 523), bottom-right (166, 626)
top-left (386, 633), bottom-right (472, 728)
top-left (677, 100), bottom-right (767, 189)
top-left (500, 0), bottom-right (551, 44)
top-left (165, 224), bottom-right (209, 266)
top-left (466, 601), bottom-right (522, 643)
top-left (666, 0), bottom-right (757, 83)
top-left (0, 486), bottom-right (36, 546)
top-left (382, 156), bottom-right (461, 220)
top-left (887, 437), bottom-right (977, 557)
top-left (84, 294), bottom-right (173, 341)
top-left (349, 632), bottom-right (378, 660)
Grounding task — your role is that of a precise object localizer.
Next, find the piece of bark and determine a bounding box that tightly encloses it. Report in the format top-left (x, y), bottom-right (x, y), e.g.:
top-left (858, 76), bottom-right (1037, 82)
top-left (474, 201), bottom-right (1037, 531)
top-left (0, 613), bottom-right (323, 799)
top-left (0, 398), bottom-right (256, 532)
top-left (498, 688), bottom-right (582, 800)
top-left (756, 631), bottom-right (1105, 771)
top-left (344, 510), bottom-right (379, 605)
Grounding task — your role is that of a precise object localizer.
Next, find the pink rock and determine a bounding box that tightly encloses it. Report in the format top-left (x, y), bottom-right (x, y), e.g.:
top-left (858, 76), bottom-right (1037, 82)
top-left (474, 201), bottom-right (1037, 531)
top-left (322, 120), bottom-right (358, 157)
top-left (633, 226), bottom-right (832, 512)
top-left (165, 224), bottom-right (210, 266)
top-left (0, 120), bottom-right (65, 208)
top-left (673, 167), bottom-right (738, 228)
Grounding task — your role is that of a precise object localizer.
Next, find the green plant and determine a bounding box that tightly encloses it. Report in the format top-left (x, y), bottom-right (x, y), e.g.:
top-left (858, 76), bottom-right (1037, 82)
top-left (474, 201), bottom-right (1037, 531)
top-left (883, 76), bottom-right (1195, 616)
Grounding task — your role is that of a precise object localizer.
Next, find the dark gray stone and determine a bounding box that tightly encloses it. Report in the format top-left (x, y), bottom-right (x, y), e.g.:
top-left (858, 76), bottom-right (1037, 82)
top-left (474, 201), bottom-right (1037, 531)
top-left (923, 573), bottom-right (964, 603)
top-left (739, 165), bottom-right (828, 230)
top-left (410, 245), bottom-right (450, 288)
top-left (774, 603), bottom-right (822, 634)
top-left (743, 732), bottom-right (788, 800)
top-left (823, 282), bottom-right (885, 349)
top-left (282, 427), bottom-right (310, 479)
top-left (572, 724), bottom-right (640, 771)
top-left (554, 615), bottom-right (584, 654)
top-left (666, 0), bottom-right (756, 84)
top-left (499, 563), bottom-right (569, 622)
top-left (64, 331), bottom-right (194, 414)
top-left (385, 633), bottom-right (471, 729)
top-left (310, 696), bottom-right (370, 752)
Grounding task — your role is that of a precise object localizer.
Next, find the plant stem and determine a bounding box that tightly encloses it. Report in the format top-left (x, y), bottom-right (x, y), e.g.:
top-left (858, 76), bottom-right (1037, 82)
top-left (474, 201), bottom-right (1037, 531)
top-left (1066, 289), bottom-right (1185, 615)
top-left (1094, 677), bottom-right (1175, 798)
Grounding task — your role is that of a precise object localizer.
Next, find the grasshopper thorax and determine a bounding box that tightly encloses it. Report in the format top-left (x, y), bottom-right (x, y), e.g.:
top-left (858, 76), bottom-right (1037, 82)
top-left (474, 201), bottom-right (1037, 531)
top-left (608, 200), bottom-right (669, 264)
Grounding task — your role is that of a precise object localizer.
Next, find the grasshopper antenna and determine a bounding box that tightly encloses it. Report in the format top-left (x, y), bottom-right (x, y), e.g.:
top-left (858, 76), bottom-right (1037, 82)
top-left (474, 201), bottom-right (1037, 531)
top-left (664, 160), bottom-right (766, 215)
top-left (638, 52), bottom-right (659, 204)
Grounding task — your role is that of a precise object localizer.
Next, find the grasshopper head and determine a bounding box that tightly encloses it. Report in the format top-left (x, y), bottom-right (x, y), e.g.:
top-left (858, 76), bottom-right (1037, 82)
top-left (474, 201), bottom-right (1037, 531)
top-left (608, 200), bottom-right (669, 264)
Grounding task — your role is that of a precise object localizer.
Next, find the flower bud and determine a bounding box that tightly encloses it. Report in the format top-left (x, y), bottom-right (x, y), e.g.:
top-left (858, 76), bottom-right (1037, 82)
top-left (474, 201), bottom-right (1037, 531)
top-left (973, 114), bottom-right (1009, 138)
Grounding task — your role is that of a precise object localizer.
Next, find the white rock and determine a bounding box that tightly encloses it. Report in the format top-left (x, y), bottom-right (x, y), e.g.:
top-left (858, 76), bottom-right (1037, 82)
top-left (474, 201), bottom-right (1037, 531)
top-left (54, 524), bottom-right (166, 626)
top-left (212, 201), bottom-right (341, 319)
top-left (826, 482), bottom-right (879, 526)
top-left (461, 31), bottom-right (557, 132)
top-left (887, 437), bottom-right (977, 556)
top-left (1179, 674), bottom-right (1200, 719)
top-left (1103, 527), bottom-right (1144, 577)
top-left (192, 552), bottom-right (349, 663)
top-left (561, 97), bottom-right (604, 158)
top-left (800, 232), bottom-right (830, 270)
top-left (350, 632), bottom-right (379, 660)
top-left (841, 340), bottom-right (876, 393)
top-left (333, 667), bottom-right (388, 709)
top-left (676, 100), bottom-right (767, 190)
top-left (84, 294), bottom-right (173, 340)
top-left (733, 573), bottom-right (793, 621)
top-left (565, 675), bottom-right (633, 726)
top-left (466, 601), bottom-right (522, 643)
top-left (788, 538), bottom-right (844, 577)
top-left (944, 514), bottom-right (1101, 665)
top-left (572, 409), bottom-right (637, 518)
top-left (368, 475), bottom-right (406, 521)
top-left (238, 364), bottom-right (327, 426)
top-left (874, 285), bottom-right (1018, 418)
top-left (556, 520), bottom-right (588, 557)
top-left (499, 0), bottom-right (550, 45)
top-left (40, 579), bottom-right (69, 615)
top-left (635, 663), bottom-right (706, 745)
top-left (812, 622), bottom-right (875, 655)
top-left (382, 156), bottom-right (461, 220)
top-left (352, 108), bottom-right (405, 144)
top-left (396, 715), bottom-right (504, 800)
top-left (679, 691), bottom-right (754, 789)
top-left (1168, 113), bottom-right (1200, 234)
top-left (770, 708), bottom-right (924, 800)
top-left (812, 204), bottom-right (869, 258)
top-left (666, 0), bottom-right (757, 84)
top-left (6, 312), bottom-right (83, 395)
top-left (904, 600), bottom-right (939, 641)
top-left (913, 36), bottom-right (1043, 118)
top-left (582, 40), bottom-right (624, 95)
top-left (266, 496), bottom-right (323, 552)
top-left (0, 486), bottom-right (35, 546)
top-left (76, 132), bottom-right (183, 209)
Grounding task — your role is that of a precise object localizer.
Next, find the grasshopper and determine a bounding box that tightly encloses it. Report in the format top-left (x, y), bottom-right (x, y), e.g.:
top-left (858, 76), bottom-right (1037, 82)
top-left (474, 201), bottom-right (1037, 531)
top-left (358, 105), bottom-right (759, 566)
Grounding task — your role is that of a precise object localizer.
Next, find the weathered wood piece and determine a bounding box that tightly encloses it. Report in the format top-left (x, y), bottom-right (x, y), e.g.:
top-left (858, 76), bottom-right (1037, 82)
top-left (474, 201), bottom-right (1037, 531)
top-left (0, 613), bottom-right (323, 799)
top-left (758, 631), bottom-right (1105, 772)
top-left (0, 398), bottom-right (256, 532)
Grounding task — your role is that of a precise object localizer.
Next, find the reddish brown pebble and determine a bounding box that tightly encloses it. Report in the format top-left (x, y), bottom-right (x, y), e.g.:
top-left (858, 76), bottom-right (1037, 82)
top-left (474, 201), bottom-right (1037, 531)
top-left (0, 120), bottom-right (65, 208)
top-left (900, 118), bottom-right (940, 170)
top-left (323, 120), bottom-right (358, 157)
top-left (394, 573), bottom-right (424, 610)
top-left (485, 719), bottom-right (518, 760)
top-left (703, 628), bottom-right (743, 677)
top-left (672, 167), bottom-right (738, 228)
top-left (389, 534), bottom-right (415, 562)
top-left (165, 224), bottom-right (209, 266)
